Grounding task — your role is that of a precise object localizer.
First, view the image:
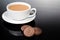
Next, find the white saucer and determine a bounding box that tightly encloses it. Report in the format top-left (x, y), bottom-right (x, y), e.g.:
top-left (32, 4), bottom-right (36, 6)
top-left (2, 11), bottom-right (36, 24)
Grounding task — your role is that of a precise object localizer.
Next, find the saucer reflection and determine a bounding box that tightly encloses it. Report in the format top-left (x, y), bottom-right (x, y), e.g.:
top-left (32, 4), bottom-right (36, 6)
top-left (2, 20), bottom-right (35, 31)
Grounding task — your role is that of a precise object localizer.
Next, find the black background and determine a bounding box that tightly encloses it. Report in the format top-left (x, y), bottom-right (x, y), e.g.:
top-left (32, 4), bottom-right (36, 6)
top-left (0, 0), bottom-right (60, 40)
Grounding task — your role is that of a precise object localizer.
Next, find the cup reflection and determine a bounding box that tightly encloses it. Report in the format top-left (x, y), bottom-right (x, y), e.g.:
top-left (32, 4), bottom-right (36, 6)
top-left (2, 20), bottom-right (35, 36)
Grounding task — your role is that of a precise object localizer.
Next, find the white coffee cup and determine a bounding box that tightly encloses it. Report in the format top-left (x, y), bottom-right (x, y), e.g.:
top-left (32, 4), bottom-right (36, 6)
top-left (6, 2), bottom-right (36, 21)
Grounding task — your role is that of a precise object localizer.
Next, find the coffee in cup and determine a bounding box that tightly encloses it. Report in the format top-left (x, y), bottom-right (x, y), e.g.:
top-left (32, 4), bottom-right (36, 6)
top-left (8, 4), bottom-right (29, 11)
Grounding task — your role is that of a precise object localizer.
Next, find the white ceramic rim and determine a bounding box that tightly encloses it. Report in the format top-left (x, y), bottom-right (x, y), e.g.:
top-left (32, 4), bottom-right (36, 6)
top-left (7, 2), bottom-right (31, 12)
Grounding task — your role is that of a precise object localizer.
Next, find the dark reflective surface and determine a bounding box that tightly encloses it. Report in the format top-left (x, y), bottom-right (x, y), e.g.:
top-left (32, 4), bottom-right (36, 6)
top-left (0, 0), bottom-right (60, 40)
top-left (0, 15), bottom-right (45, 40)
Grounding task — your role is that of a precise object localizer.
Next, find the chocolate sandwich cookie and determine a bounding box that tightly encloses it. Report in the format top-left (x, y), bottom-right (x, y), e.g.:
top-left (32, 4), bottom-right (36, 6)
top-left (34, 27), bottom-right (42, 35)
top-left (21, 25), bottom-right (31, 31)
top-left (23, 26), bottom-right (34, 37)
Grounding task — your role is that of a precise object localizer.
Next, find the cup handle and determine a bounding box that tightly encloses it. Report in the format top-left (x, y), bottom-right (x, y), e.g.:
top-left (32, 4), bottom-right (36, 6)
top-left (28, 8), bottom-right (36, 18)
